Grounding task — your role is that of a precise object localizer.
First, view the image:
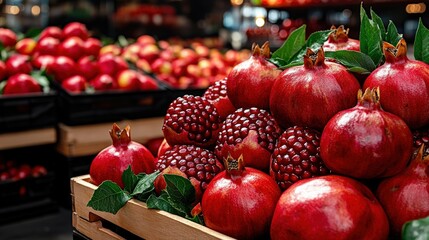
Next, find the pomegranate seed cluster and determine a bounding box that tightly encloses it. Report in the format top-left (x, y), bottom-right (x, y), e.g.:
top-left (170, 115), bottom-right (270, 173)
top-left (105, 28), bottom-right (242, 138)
top-left (270, 126), bottom-right (331, 191)
top-left (164, 95), bottom-right (220, 144)
top-left (203, 78), bottom-right (228, 101)
top-left (156, 145), bottom-right (223, 189)
top-left (216, 107), bottom-right (281, 151)
top-left (412, 128), bottom-right (429, 149)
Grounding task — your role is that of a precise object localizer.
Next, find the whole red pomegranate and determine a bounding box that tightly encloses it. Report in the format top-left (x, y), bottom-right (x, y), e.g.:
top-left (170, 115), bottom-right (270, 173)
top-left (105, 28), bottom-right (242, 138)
top-left (376, 144), bottom-right (429, 238)
top-left (89, 124), bottom-right (156, 188)
top-left (320, 88), bottom-right (413, 179)
top-left (270, 126), bottom-right (331, 191)
top-left (323, 25), bottom-right (360, 51)
top-left (215, 107), bottom-right (281, 172)
top-left (202, 154), bottom-right (281, 239)
top-left (227, 41), bottom-right (280, 110)
top-left (162, 95), bottom-right (221, 148)
top-left (3, 73), bottom-right (41, 95)
top-left (270, 175), bottom-right (389, 240)
top-left (270, 47), bottom-right (360, 130)
top-left (363, 39), bottom-right (429, 129)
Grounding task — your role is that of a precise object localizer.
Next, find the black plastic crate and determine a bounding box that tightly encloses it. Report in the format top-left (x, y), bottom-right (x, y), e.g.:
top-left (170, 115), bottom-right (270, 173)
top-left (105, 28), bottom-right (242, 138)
top-left (0, 92), bottom-right (57, 133)
top-left (56, 86), bottom-right (174, 125)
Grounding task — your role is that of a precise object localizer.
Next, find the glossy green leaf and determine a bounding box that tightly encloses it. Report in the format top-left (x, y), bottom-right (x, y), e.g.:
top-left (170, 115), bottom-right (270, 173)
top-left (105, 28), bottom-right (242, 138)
top-left (325, 50), bottom-right (376, 74)
top-left (271, 25), bottom-right (306, 64)
top-left (359, 6), bottom-right (383, 66)
top-left (164, 174), bottom-right (195, 204)
top-left (87, 181), bottom-right (131, 214)
top-left (370, 8), bottom-right (386, 38)
top-left (122, 165), bottom-right (138, 194)
top-left (414, 18), bottom-right (429, 63)
top-left (146, 193), bottom-right (187, 217)
top-left (131, 171), bottom-right (160, 196)
top-left (402, 216), bottom-right (429, 240)
top-left (386, 20), bottom-right (403, 46)
top-left (0, 80), bottom-right (6, 94)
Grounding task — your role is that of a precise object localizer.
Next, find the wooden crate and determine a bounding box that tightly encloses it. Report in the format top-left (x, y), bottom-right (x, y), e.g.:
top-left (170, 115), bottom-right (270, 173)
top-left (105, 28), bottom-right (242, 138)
top-left (71, 175), bottom-right (235, 240)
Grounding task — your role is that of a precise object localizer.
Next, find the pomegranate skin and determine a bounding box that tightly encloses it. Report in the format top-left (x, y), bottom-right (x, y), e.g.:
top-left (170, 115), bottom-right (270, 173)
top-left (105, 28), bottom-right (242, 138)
top-left (376, 145), bottom-right (429, 238)
top-left (89, 124), bottom-right (156, 188)
top-left (363, 39), bottom-right (429, 129)
top-left (320, 88), bottom-right (413, 179)
top-left (270, 47), bottom-right (360, 130)
top-left (270, 175), bottom-right (389, 240)
top-left (202, 155), bottom-right (281, 239)
top-left (227, 41), bottom-right (280, 110)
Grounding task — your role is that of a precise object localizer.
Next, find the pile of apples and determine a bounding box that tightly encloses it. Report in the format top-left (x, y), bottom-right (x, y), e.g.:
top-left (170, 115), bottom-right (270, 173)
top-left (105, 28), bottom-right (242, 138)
top-left (0, 22), bottom-right (249, 95)
top-left (0, 159), bottom-right (48, 182)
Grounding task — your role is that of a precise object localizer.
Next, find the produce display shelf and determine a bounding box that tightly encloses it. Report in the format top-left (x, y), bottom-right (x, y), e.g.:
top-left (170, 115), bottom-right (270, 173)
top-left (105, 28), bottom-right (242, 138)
top-left (71, 175), bottom-right (234, 240)
top-left (0, 127), bottom-right (56, 150)
top-left (56, 117), bottom-right (164, 157)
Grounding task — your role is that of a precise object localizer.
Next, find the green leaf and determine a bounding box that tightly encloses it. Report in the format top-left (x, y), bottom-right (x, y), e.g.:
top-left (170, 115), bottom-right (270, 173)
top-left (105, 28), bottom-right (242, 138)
top-left (402, 216), bottom-right (429, 240)
top-left (122, 165), bottom-right (138, 194)
top-left (87, 181), bottom-right (131, 214)
top-left (359, 7), bottom-right (383, 66)
top-left (117, 35), bottom-right (129, 47)
top-left (414, 18), bottom-right (429, 63)
top-left (370, 8), bottom-right (386, 39)
top-left (271, 25), bottom-right (306, 64)
top-left (131, 171), bottom-right (160, 196)
top-left (0, 80), bottom-right (6, 94)
top-left (186, 215), bottom-right (204, 225)
top-left (25, 28), bottom-right (42, 39)
top-left (164, 174), bottom-right (195, 204)
top-left (386, 20), bottom-right (403, 46)
top-left (146, 193), bottom-right (187, 217)
top-left (325, 50), bottom-right (376, 74)
top-left (31, 70), bottom-right (51, 93)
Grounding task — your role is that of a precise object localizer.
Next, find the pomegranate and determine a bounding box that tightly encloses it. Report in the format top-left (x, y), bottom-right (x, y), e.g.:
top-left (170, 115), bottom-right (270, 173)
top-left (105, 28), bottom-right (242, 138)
top-left (203, 78), bottom-right (236, 121)
top-left (363, 39), bottom-right (429, 129)
top-left (270, 175), bottom-right (389, 240)
top-left (270, 126), bottom-right (331, 191)
top-left (3, 73), bottom-right (41, 95)
top-left (215, 107), bottom-right (282, 172)
top-left (227, 41), bottom-right (280, 110)
top-left (323, 25), bottom-right (360, 51)
top-left (270, 47), bottom-right (360, 130)
top-left (162, 95), bottom-right (221, 148)
top-left (202, 154), bottom-right (281, 239)
top-left (320, 88), bottom-right (413, 179)
top-left (155, 144), bottom-right (223, 202)
top-left (89, 124), bottom-right (156, 188)
top-left (376, 144), bottom-right (429, 238)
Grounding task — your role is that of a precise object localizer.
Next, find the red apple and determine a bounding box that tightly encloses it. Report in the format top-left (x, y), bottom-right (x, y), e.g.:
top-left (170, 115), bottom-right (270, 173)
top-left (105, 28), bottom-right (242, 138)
top-left (0, 28), bottom-right (17, 48)
top-left (0, 172), bottom-right (10, 181)
top-left (150, 58), bottom-right (172, 75)
top-left (136, 35), bottom-right (156, 45)
top-left (89, 74), bottom-right (116, 91)
top-left (35, 36), bottom-right (60, 56)
top-left (77, 56), bottom-right (99, 80)
top-left (14, 164), bottom-right (32, 180)
top-left (116, 69), bottom-right (142, 91)
top-left (193, 44), bottom-right (210, 58)
top-left (62, 22), bottom-right (89, 40)
top-left (61, 75), bottom-right (87, 93)
top-left (171, 58), bottom-right (187, 77)
top-left (59, 36), bottom-right (85, 61)
top-left (138, 74), bottom-right (159, 91)
top-left (0, 60), bottom-right (6, 80)
top-left (178, 48), bottom-right (199, 65)
top-left (136, 58), bottom-right (152, 73)
top-left (31, 54), bottom-right (56, 70)
top-left (5, 54), bottom-right (33, 76)
top-left (83, 37), bottom-right (102, 57)
top-left (51, 56), bottom-right (77, 82)
top-left (270, 175), bottom-right (389, 240)
top-left (138, 44), bottom-right (160, 63)
top-left (98, 54), bottom-right (128, 77)
top-left (99, 44), bottom-right (122, 56)
top-left (15, 38), bottom-right (37, 55)
top-left (39, 26), bottom-right (63, 40)
top-left (31, 165), bottom-right (48, 178)
top-left (3, 73), bottom-right (42, 95)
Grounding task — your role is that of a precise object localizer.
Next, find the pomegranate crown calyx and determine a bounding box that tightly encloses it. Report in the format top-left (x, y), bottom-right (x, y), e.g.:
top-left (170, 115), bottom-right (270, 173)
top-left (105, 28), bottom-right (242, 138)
top-left (383, 38), bottom-right (408, 63)
top-left (329, 25), bottom-right (349, 43)
top-left (358, 88), bottom-right (381, 108)
top-left (223, 153), bottom-right (245, 175)
top-left (252, 41), bottom-right (271, 59)
top-left (304, 47), bottom-right (325, 68)
top-left (109, 123), bottom-right (132, 146)
top-left (410, 144), bottom-right (429, 177)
